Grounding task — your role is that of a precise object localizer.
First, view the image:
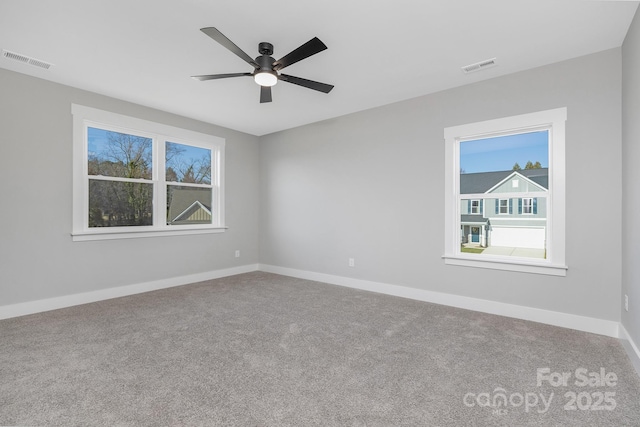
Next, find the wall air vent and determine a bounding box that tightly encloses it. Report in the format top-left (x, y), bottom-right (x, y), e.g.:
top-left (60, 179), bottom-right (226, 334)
top-left (461, 58), bottom-right (497, 74)
top-left (2, 49), bottom-right (53, 70)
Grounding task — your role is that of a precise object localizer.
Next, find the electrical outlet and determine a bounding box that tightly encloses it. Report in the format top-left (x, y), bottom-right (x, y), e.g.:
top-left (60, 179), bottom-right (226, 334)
top-left (348, 258), bottom-right (355, 267)
top-left (625, 294), bottom-right (629, 312)
top-left (235, 250), bottom-right (240, 258)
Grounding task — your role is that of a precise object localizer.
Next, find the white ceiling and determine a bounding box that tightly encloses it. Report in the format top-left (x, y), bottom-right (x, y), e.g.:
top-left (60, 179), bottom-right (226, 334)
top-left (1, 0), bottom-right (637, 136)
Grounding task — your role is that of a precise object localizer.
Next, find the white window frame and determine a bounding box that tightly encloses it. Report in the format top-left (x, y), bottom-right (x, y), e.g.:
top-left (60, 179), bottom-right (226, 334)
top-left (522, 197), bottom-right (533, 215)
top-left (443, 107), bottom-right (567, 276)
top-left (72, 104), bottom-right (226, 241)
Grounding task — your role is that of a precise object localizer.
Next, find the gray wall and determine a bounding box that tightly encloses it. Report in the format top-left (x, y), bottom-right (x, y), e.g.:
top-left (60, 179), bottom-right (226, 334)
top-left (260, 48), bottom-right (622, 321)
top-left (622, 10), bottom-right (640, 345)
top-left (0, 42), bottom-right (630, 327)
top-left (0, 68), bottom-right (260, 305)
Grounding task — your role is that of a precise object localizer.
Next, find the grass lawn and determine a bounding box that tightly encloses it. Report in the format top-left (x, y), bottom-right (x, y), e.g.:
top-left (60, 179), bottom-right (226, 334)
top-left (461, 246), bottom-right (484, 254)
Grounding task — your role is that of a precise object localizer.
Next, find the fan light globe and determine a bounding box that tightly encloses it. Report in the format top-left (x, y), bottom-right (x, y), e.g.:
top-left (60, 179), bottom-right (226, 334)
top-left (254, 72), bottom-right (278, 87)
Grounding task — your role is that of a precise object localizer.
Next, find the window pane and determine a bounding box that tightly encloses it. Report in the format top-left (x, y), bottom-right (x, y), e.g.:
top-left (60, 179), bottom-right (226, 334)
top-left (88, 179), bottom-right (153, 227)
top-left (459, 131), bottom-right (549, 259)
top-left (459, 130), bottom-right (548, 176)
top-left (88, 127), bottom-right (152, 179)
top-left (166, 142), bottom-right (211, 184)
top-left (167, 186), bottom-right (212, 225)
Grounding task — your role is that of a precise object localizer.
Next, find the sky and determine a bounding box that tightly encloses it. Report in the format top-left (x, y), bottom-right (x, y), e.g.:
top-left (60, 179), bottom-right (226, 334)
top-left (87, 127), bottom-right (209, 171)
top-left (166, 141), bottom-right (210, 168)
top-left (459, 130), bottom-right (548, 174)
top-left (87, 127), bottom-right (152, 160)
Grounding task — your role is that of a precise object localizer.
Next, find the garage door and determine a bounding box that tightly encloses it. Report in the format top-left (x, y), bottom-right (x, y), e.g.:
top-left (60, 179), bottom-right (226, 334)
top-left (490, 227), bottom-right (545, 249)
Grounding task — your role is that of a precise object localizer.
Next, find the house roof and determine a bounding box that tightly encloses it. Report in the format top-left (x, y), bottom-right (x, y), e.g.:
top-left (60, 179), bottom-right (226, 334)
top-left (167, 188), bottom-right (212, 223)
top-left (173, 201), bottom-right (212, 222)
top-left (461, 215), bottom-right (489, 225)
top-left (460, 168), bottom-right (548, 194)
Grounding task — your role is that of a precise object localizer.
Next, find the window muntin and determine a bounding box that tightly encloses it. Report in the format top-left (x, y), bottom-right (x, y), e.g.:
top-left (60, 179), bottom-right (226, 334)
top-left (72, 105), bottom-right (225, 241)
top-left (459, 131), bottom-right (548, 259)
top-left (164, 141), bottom-right (214, 227)
top-left (87, 127), bottom-right (155, 228)
top-left (443, 108), bottom-right (567, 276)
top-left (85, 125), bottom-right (217, 231)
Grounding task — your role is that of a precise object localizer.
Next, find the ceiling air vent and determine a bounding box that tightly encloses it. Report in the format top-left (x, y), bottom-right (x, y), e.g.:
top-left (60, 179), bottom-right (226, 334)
top-left (2, 49), bottom-right (53, 70)
top-left (461, 58), bottom-right (496, 74)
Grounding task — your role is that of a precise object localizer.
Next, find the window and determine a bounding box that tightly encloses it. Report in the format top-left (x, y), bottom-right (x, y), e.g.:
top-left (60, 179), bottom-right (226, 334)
top-left (443, 108), bottom-right (567, 276)
top-left (72, 105), bottom-right (225, 241)
top-left (471, 200), bottom-right (480, 214)
top-left (498, 199), bottom-right (510, 215)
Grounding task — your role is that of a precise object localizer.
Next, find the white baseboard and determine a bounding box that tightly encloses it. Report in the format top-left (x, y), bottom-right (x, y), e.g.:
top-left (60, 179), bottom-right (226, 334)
top-left (619, 324), bottom-right (640, 377)
top-left (0, 264), bottom-right (259, 320)
top-left (258, 264), bottom-right (620, 338)
top-left (0, 262), bottom-right (623, 342)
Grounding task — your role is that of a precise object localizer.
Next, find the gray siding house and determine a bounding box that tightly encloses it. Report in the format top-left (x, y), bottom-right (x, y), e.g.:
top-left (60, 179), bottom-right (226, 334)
top-left (460, 168), bottom-right (548, 249)
top-left (167, 188), bottom-right (212, 225)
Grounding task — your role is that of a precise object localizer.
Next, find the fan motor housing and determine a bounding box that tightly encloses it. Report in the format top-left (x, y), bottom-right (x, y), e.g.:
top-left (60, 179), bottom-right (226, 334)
top-left (255, 53), bottom-right (276, 73)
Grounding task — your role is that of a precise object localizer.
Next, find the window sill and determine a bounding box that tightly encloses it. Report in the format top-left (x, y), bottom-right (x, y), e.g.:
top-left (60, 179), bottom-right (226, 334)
top-left (72, 226), bottom-right (227, 241)
top-left (442, 254), bottom-right (567, 276)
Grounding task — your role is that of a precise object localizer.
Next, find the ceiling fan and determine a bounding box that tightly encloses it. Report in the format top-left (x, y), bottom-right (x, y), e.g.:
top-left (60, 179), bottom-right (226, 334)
top-left (192, 27), bottom-right (334, 103)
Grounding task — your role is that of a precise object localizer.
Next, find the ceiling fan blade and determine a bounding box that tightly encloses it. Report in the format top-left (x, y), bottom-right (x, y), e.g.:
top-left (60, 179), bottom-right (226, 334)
top-left (200, 27), bottom-right (259, 68)
top-left (279, 74), bottom-right (334, 93)
top-left (191, 72), bottom-right (252, 81)
top-left (260, 86), bottom-right (272, 103)
top-left (273, 37), bottom-right (327, 71)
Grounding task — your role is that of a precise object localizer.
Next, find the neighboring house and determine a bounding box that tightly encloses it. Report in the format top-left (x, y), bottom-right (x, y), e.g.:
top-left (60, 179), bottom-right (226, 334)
top-left (460, 168), bottom-right (548, 249)
top-left (167, 188), bottom-right (212, 225)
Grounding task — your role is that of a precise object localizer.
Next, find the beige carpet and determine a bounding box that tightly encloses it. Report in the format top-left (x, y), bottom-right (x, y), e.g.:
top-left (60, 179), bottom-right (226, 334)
top-left (1, 271), bottom-right (639, 426)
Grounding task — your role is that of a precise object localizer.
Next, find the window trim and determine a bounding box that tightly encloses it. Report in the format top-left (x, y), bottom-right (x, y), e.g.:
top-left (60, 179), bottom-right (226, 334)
top-left (71, 104), bottom-right (226, 241)
top-left (443, 108), bottom-right (567, 276)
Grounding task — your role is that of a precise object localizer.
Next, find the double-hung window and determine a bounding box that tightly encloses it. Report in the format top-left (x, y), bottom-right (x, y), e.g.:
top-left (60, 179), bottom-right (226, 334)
top-left (72, 105), bottom-right (225, 241)
top-left (498, 199), bottom-right (510, 215)
top-left (470, 200), bottom-right (481, 214)
top-left (444, 108), bottom-right (567, 276)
